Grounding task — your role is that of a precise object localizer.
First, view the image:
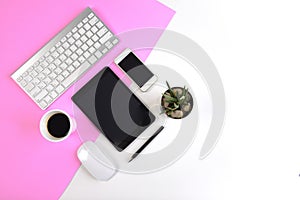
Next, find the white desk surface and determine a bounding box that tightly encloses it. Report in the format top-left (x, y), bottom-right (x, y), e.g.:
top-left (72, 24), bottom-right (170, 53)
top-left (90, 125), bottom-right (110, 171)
top-left (61, 0), bottom-right (300, 199)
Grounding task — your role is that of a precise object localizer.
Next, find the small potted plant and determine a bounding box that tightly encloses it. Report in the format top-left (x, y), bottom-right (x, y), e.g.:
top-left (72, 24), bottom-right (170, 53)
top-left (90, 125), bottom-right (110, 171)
top-left (161, 81), bottom-right (193, 119)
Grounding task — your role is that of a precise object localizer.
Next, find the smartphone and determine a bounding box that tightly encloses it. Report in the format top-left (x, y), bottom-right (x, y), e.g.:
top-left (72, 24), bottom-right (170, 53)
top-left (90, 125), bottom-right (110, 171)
top-left (114, 48), bottom-right (157, 92)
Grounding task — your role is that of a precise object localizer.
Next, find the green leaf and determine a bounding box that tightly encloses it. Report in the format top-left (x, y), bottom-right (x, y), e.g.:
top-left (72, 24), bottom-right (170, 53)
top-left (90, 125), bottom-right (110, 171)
top-left (163, 94), bottom-right (178, 102)
top-left (166, 81), bottom-right (176, 98)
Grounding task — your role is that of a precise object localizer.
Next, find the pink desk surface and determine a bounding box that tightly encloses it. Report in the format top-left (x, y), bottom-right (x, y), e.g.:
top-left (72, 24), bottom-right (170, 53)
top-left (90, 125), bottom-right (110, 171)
top-left (0, 0), bottom-right (174, 199)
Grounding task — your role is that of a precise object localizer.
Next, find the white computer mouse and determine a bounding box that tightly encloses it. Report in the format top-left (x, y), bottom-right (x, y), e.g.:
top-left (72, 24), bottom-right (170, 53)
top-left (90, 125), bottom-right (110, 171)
top-left (77, 141), bottom-right (117, 181)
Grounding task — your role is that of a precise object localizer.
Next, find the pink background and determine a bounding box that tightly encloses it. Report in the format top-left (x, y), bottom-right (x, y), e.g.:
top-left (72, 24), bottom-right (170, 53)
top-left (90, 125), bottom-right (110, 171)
top-left (0, 0), bottom-right (174, 199)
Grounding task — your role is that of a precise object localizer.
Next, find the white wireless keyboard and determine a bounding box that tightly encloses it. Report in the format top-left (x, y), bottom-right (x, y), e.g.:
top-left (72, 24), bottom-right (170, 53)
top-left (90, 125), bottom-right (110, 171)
top-left (11, 7), bottom-right (119, 110)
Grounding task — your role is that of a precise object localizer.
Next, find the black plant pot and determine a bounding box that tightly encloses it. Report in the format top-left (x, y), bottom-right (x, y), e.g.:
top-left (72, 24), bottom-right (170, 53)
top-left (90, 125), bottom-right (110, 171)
top-left (161, 87), bottom-right (193, 119)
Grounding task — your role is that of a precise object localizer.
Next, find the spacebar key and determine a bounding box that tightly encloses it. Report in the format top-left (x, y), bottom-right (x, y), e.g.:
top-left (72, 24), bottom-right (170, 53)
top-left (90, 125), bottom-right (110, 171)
top-left (62, 61), bottom-right (91, 88)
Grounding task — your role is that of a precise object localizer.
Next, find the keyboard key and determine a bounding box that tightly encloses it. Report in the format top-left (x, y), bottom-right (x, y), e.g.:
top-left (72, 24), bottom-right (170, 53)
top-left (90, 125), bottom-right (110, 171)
top-left (39, 101), bottom-right (48, 109)
top-left (94, 42), bottom-right (101, 49)
top-left (17, 76), bottom-right (23, 82)
top-left (76, 49), bottom-right (83, 55)
top-left (113, 38), bottom-right (119, 45)
top-left (37, 73), bottom-right (46, 80)
top-left (80, 35), bottom-right (88, 42)
top-left (51, 80), bottom-right (59, 87)
top-left (78, 56), bottom-right (85, 63)
top-left (72, 27), bottom-right (78, 33)
top-left (71, 53), bottom-right (78, 60)
top-left (60, 63), bottom-right (68, 70)
top-left (57, 75), bottom-right (64, 82)
top-left (55, 42), bottom-right (61, 48)
top-left (56, 85), bottom-right (64, 93)
top-left (77, 22), bottom-right (83, 28)
top-left (20, 80), bottom-right (27, 87)
top-left (88, 55), bottom-right (97, 64)
top-left (62, 70), bottom-right (70, 78)
top-left (86, 30), bottom-right (93, 38)
top-left (73, 32), bottom-right (80, 40)
top-left (32, 78), bottom-right (40, 85)
top-left (73, 61), bottom-right (80, 68)
top-left (54, 59), bottom-right (61, 66)
top-left (50, 47), bottom-right (56, 52)
top-left (88, 46), bottom-right (96, 54)
top-left (91, 26), bottom-right (98, 33)
top-left (83, 17), bottom-right (88, 23)
top-left (30, 70), bottom-right (38, 77)
top-left (78, 28), bottom-right (85, 35)
top-left (70, 44), bottom-right (77, 52)
top-left (92, 34), bottom-right (99, 42)
top-left (97, 27), bottom-right (107, 37)
top-left (22, 71), bottom-right (28, 77)
top-left (30, 87), bottom-right (41, 97)
top-left (67, 66), bottom-right (75, 73)
top-left (35, 90), bottom-right (48, 102)
top-left (42, 68), bottom-right (51, 75)
top-left (55, 67), bottom-right (63, 74)
top-left (65, 58), bottom-right (73, 65)
top-left (52, 51), bottom-right (59, 58)
top-left (25, 83), bottom-right (35, 92)
top-left (84, 23), bottom-right (91, 30)
top-left (102, 48), bottom-right (108, 54)
top-left (46, 56), bottom-right (54, 63)
top-left (96, 21), bottom-right (103, 28)
top-left (50, 91), bottom-right (58, 99)
top-left (83, 51), bottom-right (90, 59)
top-left (94, 50), bottom-right (102, 59)
top-left (57, 46), bottom-right (64, 54)
top-left (44, 51), bottom-right (50, 57)
top-left (86, 39), bottom-right (93, 46)
top-left (49, 64), bottom-right (56, 70)
top-left (89, 16), bottom-right (98, 26)
top-left (68, 37), bottom-right (75, 44)
top-left (66, 32), bottom-right (72, 38)
top-left (46, 85), bottom-right (54, 92)
top-left (100, 32), bottom-right (113, 44)
top-left (61, 36), bottom-right (67, 43)
top-left (75, 40), bottom-right (83, 47)
top-left (59, 54), bottom-right (67, 62)
top-left (81, 44), bottom-right (88, 51)
top-left (62, 61), bottom-right (89, 88)
top-left (88, 12), bottom-right (94, 18)
top-left (44, 95), bottom-right (53, 104)
top-left (38, 82), bottom-right (46, 89)
top-left (44, 77), bottom-right (52, 84)
top-left (63, 42), bottom-right (70, 49)
top-left (65, 49), bottom-right (72, 56)
top-left (24, 76), bottom-right (33, 83)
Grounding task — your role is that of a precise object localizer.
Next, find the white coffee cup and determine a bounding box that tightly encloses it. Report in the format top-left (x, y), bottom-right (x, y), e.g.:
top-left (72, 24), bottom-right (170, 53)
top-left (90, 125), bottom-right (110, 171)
top-left (40, 109), bottom-right (76, 142)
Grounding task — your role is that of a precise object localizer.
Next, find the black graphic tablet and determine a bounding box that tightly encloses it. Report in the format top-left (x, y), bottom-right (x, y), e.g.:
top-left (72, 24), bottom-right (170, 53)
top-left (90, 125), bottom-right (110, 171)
top-left (72, 67), bottom-right (156, 151)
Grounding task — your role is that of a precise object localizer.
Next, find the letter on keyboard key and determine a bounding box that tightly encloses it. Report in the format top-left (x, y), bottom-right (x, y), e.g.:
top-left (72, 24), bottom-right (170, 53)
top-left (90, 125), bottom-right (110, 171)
top-left (62, 61), bottom-right (90, 88)
top-left (100, 32), bottom-right (113, 44)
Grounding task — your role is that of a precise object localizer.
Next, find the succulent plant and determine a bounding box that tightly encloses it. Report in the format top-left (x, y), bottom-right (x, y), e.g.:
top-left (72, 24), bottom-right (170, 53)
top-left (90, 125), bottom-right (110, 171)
top-left (162, 81), bottom-right (191, 118)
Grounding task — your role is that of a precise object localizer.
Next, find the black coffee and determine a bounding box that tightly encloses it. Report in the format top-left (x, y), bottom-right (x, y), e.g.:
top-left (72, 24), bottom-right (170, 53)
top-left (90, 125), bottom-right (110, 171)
top-left (47, 113), bottom-right (70, 138)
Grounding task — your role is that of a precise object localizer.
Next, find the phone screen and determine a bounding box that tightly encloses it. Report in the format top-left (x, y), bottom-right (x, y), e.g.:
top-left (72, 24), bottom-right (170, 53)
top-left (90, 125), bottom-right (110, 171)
top-left (118, 52), bottom-right (154, 87)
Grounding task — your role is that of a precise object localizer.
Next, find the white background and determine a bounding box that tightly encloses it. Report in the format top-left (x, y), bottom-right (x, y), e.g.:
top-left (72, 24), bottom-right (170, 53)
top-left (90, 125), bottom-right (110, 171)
top-left (61, 0), bottom-right (300, 199)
